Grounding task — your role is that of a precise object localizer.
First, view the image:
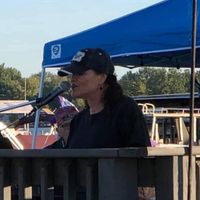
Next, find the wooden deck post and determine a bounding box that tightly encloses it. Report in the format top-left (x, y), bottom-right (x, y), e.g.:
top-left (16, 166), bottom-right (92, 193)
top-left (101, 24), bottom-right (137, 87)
top-left (98, 158), bottom-right (138, 200)
top-left (154, 155), bottom-right (195, 200)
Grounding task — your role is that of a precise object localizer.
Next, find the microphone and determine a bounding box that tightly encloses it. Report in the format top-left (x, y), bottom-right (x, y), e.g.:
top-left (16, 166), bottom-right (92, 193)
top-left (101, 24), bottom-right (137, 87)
top-left (35, 81), bottom-right (70, 109)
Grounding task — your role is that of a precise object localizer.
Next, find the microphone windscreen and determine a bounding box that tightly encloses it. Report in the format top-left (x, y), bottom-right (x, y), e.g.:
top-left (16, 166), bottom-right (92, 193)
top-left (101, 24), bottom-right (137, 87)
top-left (60, 81), bottom-right (71, 90)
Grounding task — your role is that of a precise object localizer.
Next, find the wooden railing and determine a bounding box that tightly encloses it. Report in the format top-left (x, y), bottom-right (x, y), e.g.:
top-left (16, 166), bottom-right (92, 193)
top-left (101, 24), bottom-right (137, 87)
top-left (0, 147), bottom-right (199, 200)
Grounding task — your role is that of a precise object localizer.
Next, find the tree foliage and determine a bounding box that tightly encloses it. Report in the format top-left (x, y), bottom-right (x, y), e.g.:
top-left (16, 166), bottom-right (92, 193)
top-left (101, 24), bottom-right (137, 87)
top-left (0, 64), bottom-right (24, 99)
top-left (25, 74), bottom-right (40, 99)
top-left (119, 67), bottom-right (192, 96)
top-left (1, 63), bottom-right (198, 110)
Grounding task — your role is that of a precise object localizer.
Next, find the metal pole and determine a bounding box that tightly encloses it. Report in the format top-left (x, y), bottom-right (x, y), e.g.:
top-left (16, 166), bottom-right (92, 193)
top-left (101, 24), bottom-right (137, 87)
top-left (32, 68), bottom-right (46, 149)
top-left (188, 0), bottom-right (197, 199)
top-left (24, 78), bottom-right (27, 100)
top-left (0, 100), bottom-right (36, 113)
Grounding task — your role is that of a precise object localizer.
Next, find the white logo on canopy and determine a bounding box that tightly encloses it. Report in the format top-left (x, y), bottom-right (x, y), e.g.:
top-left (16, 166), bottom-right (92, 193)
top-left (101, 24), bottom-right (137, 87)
top-left (51, 44), bottom-right (61, 59)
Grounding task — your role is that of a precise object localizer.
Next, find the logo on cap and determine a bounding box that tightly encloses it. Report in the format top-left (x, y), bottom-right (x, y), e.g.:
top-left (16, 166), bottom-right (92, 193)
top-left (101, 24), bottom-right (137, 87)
top-left (72, 51), bottom-right (85, 62)
top-left (51, 44), bottom-right (61, 59)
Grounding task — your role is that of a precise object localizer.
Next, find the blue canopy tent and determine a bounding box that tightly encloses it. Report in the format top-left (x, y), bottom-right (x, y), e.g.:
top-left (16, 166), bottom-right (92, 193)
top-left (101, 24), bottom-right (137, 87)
top-left (32, 0), bottom-right (199, 149)
top-left (38, 1), bottom-right (199, 197)
top-left (42, 0), bottom-right (200, 69)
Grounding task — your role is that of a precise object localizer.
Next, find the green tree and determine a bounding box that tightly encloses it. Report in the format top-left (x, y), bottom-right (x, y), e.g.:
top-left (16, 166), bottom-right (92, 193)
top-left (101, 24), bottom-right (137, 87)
top-left (25, 74), bottom-right (40, 99)
top-left (118, 71), bottom-right (136, 96)
top-left (119, 67), bottom-right (191, 96)
top-left (0, 63), bottom-right (24, 99)
top-left (119, 67), bottom-right (167, 96)
top-left (162, 68), bottom-right (190, 94)
top-left (136, 67), bottom-right (167, 95)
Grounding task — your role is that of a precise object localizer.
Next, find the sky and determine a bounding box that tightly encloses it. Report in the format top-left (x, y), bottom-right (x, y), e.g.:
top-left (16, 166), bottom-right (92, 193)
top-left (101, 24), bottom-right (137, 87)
top-left (0, 0), bottom-right (163, 78)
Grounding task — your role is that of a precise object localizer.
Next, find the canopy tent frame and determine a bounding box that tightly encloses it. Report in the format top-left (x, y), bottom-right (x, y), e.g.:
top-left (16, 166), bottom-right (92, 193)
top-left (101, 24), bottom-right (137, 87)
top-left (34, 0), bottom-right (200, 146)
top-left (188, 0), bottom-right (197, 199)
top-left (33, 1), bottom-right (199, 198)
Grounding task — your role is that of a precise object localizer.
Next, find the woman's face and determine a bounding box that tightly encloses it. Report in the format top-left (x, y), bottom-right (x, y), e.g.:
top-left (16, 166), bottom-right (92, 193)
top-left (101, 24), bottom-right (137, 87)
top-left (71, 69), bottom-right (107, 99)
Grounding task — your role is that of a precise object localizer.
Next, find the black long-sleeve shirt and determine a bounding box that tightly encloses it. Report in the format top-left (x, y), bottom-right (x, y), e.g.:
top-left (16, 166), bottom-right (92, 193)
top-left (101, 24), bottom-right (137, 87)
top-left (66, 95), bottom-right (150, 148)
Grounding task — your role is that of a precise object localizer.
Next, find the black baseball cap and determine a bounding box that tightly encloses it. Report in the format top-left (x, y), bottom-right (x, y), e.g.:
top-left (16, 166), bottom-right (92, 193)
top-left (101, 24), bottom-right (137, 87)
top-left (58, 48), bottom-right (115, 76)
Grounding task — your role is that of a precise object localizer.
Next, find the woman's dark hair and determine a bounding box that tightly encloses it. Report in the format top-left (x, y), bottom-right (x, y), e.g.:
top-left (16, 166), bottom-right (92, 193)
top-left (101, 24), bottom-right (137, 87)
top-left (103, 74), bottom-right (123, 110)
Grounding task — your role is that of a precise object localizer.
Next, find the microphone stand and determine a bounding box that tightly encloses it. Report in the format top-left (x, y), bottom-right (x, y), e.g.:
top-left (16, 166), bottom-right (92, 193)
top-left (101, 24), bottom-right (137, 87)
top-left (0, 98), bottom-right (53, 149)
top-left (0, 100), bottom-right (37, 113)
top-left (0, 97), bottom-right (52, 113)
top-left (0, 100), bottom-right (36, 150)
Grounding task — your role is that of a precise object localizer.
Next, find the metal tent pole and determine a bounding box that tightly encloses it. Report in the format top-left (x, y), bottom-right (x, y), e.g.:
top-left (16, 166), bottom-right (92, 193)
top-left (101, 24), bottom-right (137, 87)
top-left (32, 67), bottom-right (46, 149)
top-left (188, 0), bottom-right (197, 199)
